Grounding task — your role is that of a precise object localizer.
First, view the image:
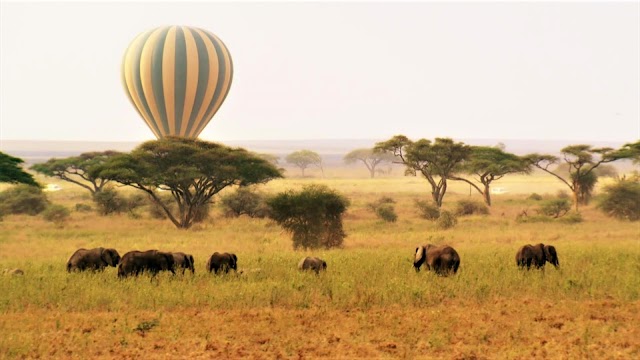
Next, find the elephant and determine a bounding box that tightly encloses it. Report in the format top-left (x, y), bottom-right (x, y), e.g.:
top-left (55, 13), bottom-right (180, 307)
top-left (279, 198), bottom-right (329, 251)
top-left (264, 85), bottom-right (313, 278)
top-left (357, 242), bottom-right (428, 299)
top-left (67, 247), bottom-right (121, 272)
top-left (117, 250), bottom-right (176, 278)
top-left (413, 244), bottom-right (460, 276)
top-left (171, 252), bottom-right (195, 274)
top-left (298, 256), bottom-right (327, 274)
top-left (206, 252), bottom-right (237, 274)
top-left (516, 243), bottom-right (559, 270)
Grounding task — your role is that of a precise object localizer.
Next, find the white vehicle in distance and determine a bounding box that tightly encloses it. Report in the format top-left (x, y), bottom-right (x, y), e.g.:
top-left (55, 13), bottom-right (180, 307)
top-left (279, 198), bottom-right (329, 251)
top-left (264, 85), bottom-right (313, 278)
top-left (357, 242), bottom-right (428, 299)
top-left (43, 184), bottom-right (62, 192)
top-left (490, 187), bottom-right (509, 195)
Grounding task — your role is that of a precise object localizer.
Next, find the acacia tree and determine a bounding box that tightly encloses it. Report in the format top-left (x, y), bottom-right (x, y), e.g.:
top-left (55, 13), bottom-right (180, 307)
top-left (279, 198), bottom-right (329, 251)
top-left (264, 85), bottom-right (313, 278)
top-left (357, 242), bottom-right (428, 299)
top-left (95, 137), bottom-right (282, 229)
top-left (0, 152), bottom-right (38, 186)
top-left (343, 148), bottom-right (396, 178)
top-left (285, 150), bottom-right (322, 177)
top-left (449, 146), bottom-right (531, 206)
top-left (524, 144), bottom-right (634, 211)
top-left (31, 151), bottom-right (121, 195)
top-left (375, 136), bottom-right (471, 207)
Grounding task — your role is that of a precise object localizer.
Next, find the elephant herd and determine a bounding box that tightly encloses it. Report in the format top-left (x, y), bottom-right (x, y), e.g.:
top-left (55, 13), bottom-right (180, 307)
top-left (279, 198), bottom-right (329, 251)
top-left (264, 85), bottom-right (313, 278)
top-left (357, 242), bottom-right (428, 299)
top-left (65, 243), bottom-right (559, 278)
top-left (66, 248), bottom-right (238, 278)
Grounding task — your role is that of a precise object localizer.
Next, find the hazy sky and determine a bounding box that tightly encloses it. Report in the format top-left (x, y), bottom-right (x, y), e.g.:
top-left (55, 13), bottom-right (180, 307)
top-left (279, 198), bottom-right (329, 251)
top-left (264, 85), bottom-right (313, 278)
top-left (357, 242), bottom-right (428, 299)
top-left (1, 1), bottom-right (639, 143)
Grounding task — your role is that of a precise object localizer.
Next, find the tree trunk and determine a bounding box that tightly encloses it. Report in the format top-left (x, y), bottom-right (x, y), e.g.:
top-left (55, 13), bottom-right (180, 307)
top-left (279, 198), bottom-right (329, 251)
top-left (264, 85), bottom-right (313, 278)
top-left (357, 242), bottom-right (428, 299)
top-left (483, 184), bottom-right (492, 206)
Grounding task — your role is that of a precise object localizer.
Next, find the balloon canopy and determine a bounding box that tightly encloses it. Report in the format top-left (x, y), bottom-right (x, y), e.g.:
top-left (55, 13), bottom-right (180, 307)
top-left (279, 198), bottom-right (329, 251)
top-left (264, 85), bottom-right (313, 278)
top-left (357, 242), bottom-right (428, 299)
top-left (121, 26), bottom-right (233, 139)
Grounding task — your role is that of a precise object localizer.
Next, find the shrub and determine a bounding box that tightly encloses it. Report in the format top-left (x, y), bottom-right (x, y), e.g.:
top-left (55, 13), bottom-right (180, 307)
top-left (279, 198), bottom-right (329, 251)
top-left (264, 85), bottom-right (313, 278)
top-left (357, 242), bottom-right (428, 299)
top-left (42, 204), bottom-right (70, 225)
top-left (559, 212), bottom-right (583, 224)
top-left (367, 197), bottom-right (397, 222)
top-left (556, 190), bottom-right (570, 199)
top-left (436, 210), bottom-right (457, 229)
top-left (539, 198), bottom-right (571, 218)
top-left (527, 193), bottom-right (543, 201)
top-left (220, 187), bottom-right (270, 218)
top-left (454, 199), bottom-right (489, 216)
top-left (92, 188), bottom-right (127, 215)
top-left (415, 200), bottom-right (440, 220)
top-left (148, 193), bottom-right (176, 219)
top-left (0, 184), bottom-right (48, 216)
top-left (597, 178), bottom-right (640, 221)
top-left (267, 184), bottom-right (350, 250)
top-left (75, 203), bottom-right (93, 212)
top-left (375, 204), bottom-right (398, 223)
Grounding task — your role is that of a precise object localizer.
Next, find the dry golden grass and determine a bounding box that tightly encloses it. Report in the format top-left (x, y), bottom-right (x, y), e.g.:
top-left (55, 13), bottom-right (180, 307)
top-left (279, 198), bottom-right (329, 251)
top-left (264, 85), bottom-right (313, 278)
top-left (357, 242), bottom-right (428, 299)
top-left (1, 173), bottom-right (639, 359)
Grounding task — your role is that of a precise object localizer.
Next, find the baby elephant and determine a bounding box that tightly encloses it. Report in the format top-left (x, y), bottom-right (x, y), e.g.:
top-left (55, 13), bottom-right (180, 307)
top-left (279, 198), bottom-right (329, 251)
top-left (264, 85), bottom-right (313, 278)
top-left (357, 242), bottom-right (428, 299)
top-left (67, 247), bottom-right (121, 272)
top-left (171, 252), bottom-right (195, 274)
top-left (516, 243), bottom-right (559, 270)
top-left (206, 252), bottom-right (237, 274)
top-left (413, 244), bottom-right (460, 276)
top-left (298, 256), bottom-right (327, 274)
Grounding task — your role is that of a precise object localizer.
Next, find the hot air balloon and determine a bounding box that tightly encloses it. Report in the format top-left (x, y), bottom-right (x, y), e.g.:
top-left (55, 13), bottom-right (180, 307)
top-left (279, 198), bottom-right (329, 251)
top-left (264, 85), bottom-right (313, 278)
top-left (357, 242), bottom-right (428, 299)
top-left (121, 26), bottom-right (233, 139)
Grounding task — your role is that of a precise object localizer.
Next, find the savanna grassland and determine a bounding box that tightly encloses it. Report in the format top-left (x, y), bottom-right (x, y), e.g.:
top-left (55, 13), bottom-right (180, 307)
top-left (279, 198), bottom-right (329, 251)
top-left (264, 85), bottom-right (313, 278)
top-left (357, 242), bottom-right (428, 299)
top-left (1, 171), bottom-right (639, 359)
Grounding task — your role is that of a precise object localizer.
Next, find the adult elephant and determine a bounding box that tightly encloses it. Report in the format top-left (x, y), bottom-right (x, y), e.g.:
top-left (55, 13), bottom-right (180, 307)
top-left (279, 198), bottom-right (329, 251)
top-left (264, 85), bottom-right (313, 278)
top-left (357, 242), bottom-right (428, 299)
top-left (206, 252), bottom-right (237, 274)
top-left (413, 244), bottom-right (460, 276)
top-left (171, 252), bottom-right (195, 274)
top-left (298, 257), bottom-right (327, 274)
top-left (67, 247), bottom-right (121, 272)
top-left (516, 243), bottom-right (559, 270)
top-left (118, 250), bottom-right (176, 278)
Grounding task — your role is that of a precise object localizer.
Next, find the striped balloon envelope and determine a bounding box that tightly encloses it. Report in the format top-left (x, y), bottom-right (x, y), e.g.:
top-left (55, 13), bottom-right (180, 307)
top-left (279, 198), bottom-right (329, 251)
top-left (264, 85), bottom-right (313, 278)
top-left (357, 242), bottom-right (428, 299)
top-left (122, 26), bottom-right (233, 139)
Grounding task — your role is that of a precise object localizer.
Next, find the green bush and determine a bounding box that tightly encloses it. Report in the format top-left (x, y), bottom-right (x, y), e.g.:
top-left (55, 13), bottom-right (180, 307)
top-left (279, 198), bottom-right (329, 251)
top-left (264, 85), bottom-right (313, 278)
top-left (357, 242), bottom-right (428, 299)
top-left (220, 187), bottom-right (270, 218)
top-left (415, 200), bottom-right (440, 220)
top-left (42, 204), bottom-right (70, 225)
top-left (375, 203), bottom-right (398, 223)
top-left (559, 212), bottom-right (583, 224)
top-left (436, 210), bottom-right (458, 229)
top-left (0, 184), bottom-right (48, 216)
top-left (454, 199), bottom-right (489, 216)
top-left (597, 178), bottom-right (640, 221)
top-left (367, 197), bottom-right (397, 222)
top-left (539, 198), bottom-right (571, 218)
top-left (267, 184), bottom-right (350, 250)
top-left (92, 188), bottom-right (126, 215)
top-left (527, 193), bottom-right (543, 201)
top-left (74, 203), bottom-right (93, 212)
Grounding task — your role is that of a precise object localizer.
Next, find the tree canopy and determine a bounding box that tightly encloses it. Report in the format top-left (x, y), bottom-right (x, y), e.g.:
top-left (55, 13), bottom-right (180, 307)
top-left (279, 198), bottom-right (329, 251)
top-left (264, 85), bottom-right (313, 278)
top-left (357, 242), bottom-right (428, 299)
top-left (449, 146), bottom-right (530, 206)
top-left (0, 152), bottom-right (38, 187)
top-left (95, 137), bottom-right (282, 229)
top-left (343, 148), bottom-right (396, 178)
top-left (375, 136), bottom-right (471, 207)
top-left (285, 150), bottom-right (323, 177)
top-left (524, 144), bottom-right (633, 210)
top-left (31, 151), bottom-right (121, 194)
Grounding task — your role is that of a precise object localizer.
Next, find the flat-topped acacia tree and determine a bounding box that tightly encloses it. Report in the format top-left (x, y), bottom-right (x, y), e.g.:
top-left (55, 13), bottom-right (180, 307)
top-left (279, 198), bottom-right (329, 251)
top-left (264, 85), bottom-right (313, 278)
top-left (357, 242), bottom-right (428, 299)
top-left (375, 136), bottom-right (471, 207)
top-left (31, 151), bottom-right (121, 195)
top-left (343, 148), bottom-right (396, 178)
top-left (449, 146), bottom-right (531, 206)
top-left (524, 142), bottom-right (637, 211)
top-left (95, 137), bottom-right (282, 229)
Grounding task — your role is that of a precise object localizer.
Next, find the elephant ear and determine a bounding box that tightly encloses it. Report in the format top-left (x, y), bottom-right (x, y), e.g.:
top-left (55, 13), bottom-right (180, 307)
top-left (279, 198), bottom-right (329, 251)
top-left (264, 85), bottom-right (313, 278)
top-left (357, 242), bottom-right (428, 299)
top-left (100, 248), bottom-right (114, 266)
